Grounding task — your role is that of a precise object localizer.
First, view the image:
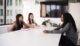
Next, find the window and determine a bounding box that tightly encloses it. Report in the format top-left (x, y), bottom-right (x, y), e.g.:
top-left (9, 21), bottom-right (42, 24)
top-left (40, 1), bottom-right (68, 18)
top-left (10, 0), bottom-right (12, 6)
top-left (1, 19), bottom-right (3, 23)
top-left (0, 0), bottom-right (3, 5)
top-left (15, 0), bottom-right (18, 6)
top-left (6, 19), bottom-right (9, 24)
top-left (0, 0), bottom-right (22, 25)
top-left (0, 9), bottom-right (3, 16)
top-left (19, 0), bottom-right (22, 6)
top-left (47, 5), bottom-right (61, 17)
top-left (40, 4), bottom-right (46, 17)
top-left (6, 10), bottom-right (12, 24)
top-left (6, 10), bottom-right (9, 16)
top-left (0, 19), bottom-right (4, 24)
top-left (15, 0), bottom-right (22, 6)
top-left (6, 10), bottom-right (12, 16)
top-left (7, 0), bottom-right (9, 6)
top-left (6, 19), bottom-right (12, 24)
top-left (7, 0), bottom-right (12, 6)
top-left (10, 10), bottom-right (12, 16)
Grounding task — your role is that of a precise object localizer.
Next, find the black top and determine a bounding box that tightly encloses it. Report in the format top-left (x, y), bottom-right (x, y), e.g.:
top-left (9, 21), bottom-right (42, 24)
top-left (13, 21), bottom-right (23, 31)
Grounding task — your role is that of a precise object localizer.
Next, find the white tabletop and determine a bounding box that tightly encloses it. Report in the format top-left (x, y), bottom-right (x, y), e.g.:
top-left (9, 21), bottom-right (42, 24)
top-left (0, 26), bottom-right (61, 46)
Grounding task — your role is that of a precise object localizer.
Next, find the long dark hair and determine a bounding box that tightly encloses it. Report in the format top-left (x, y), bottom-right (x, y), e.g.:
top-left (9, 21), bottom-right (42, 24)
top-left (28, 13), bottom-right (34, 24)
top-left (16, 14), bottom-right (23, 27)
top-left (62, 13), bottom-right (77, 32)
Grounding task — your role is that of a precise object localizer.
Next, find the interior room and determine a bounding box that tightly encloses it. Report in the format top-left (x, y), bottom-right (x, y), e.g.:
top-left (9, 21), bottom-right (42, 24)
top-left (0, 0), bottom-right (80, 46)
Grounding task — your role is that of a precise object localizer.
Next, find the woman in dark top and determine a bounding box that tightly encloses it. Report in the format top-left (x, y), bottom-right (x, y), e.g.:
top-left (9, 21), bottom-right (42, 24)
top-left (44, 13), bottom-right (78, 46)
top-left (8, 14), bottom-right (29, 31)
top-left (28, 13), bottom-right (38, 28)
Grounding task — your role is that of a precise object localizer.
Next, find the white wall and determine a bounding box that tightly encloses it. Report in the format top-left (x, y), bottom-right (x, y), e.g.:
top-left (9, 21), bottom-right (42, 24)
top-left (69, 3), bottom-right (80, 32)
top-left (69, 3), bottom-right (80, 45)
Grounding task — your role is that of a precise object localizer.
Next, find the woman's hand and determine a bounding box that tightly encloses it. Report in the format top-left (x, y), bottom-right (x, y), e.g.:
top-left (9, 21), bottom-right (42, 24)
top-left (29, 24), bottom-right (35, 28)
top-left (43, 30), bottom-right (48, 33)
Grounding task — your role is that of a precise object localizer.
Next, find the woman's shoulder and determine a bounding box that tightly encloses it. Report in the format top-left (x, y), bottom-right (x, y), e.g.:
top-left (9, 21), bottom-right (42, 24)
top-left (12, 21), bottom-right (17, 25)
top-left (13, 21), bottom-right (16, 23)
top-left (66, 22), bottom-right (73, 28)
top-left (67, 22), bottom-right (71, 25)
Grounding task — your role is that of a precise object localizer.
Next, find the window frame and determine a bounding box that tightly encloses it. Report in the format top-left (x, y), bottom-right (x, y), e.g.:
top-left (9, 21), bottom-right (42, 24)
top-left (40, 1), bottom-right (68, 18)
top-left (0, 0), bottom-right (22, 25)
top-left (0, 0), bottom-right (3, 6)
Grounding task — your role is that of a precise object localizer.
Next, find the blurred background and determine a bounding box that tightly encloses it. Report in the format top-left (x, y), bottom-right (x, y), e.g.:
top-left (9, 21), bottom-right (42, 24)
top-left (0, 0), bottom-right (80, 45)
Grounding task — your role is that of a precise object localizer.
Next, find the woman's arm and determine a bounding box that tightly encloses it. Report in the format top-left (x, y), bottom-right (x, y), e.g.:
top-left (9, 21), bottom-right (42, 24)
top-left (58, 23), bottom-right (70, 33)
top-left (51, 23), bottom-right (70, 33)
top-left (33, 21), bottom-right (38, 26)
top-left (44, 23), bottom-right (70, 33)
top-left (8, 22), bottom-right (16, 32)
top-left (23, 21), bottom-right (30, 28)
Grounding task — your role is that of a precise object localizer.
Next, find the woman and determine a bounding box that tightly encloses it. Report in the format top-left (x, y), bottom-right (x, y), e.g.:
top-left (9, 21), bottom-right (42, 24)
top-left (44, 13), bottom-right (78, 46)
top-left (28, 13), bottom-right (38, 28)
top-left (8, 14), bottom-right (29, 31)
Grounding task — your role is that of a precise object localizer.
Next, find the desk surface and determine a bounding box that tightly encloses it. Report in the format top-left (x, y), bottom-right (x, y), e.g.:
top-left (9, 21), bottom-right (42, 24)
top-left (0, 26), bottom-right (61, 46)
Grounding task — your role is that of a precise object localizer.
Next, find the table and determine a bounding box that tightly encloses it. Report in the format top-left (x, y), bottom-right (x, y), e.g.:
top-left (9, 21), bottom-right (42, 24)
top-left (0, 26), bottom-right (61, 46)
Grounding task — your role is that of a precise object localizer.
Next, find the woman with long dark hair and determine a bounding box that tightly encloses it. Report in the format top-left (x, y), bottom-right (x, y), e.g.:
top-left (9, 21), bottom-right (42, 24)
top-left (8, 14), bottom-right (29, 31)
top-left (44, 13), bottom-right (78, 46)
top-left (58, 13), bottom-right (78, 46)
top-left (28, 13), bottom-right (38, 28)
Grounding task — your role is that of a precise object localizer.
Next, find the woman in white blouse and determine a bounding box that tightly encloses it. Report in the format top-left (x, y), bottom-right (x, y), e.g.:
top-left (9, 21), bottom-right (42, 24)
top-left (27, 13), bottom-right (38, 28)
